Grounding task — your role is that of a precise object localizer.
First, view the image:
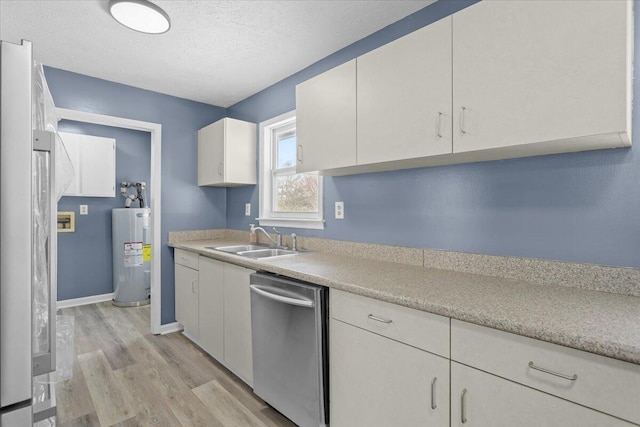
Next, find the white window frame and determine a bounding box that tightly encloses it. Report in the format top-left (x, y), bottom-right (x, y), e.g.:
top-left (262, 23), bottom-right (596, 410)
top-left (258, 110), bottom-right (324, 230)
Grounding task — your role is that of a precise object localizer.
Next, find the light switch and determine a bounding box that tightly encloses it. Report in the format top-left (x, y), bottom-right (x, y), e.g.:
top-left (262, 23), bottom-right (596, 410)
top-left (245, 203), bottom-right (251, 216)
top-left (80, 205), bottom-right (88, 215)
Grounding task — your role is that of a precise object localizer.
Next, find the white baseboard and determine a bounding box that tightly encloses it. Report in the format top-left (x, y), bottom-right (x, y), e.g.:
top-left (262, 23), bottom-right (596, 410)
top-left (159, 322), bottom-right (183, 335)
top-left (57, 293), bottom-right (114, 310)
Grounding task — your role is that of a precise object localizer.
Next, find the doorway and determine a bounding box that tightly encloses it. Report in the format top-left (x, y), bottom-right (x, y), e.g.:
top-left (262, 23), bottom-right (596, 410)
top-left (56, 108), bottom-right (163, 334)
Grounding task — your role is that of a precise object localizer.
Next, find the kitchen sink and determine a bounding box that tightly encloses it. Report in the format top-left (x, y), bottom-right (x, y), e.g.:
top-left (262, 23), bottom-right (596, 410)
top-left (205, 245), bottom-right (303, 259)
top-left (236, 248), bottom-right (299, 259)
top-left (206, 244), bottom-right (267, 253)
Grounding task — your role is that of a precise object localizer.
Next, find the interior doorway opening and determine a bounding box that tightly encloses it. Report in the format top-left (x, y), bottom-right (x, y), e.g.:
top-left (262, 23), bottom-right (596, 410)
top-left (56, 108), bottom-right (163, 334)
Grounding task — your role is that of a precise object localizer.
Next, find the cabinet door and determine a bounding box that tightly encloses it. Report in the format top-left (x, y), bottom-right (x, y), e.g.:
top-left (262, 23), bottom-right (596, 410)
top-left (175, 264), bottom-right (199, 337)
top-left (331, 319), bottom-right (449, 427)
top-left (452, 0), bottom-right (631, 153)
top-left (198, 257), bottom-right (224, 361)
top-left (223, 264), bottom-right (255, 385)
top-left (223, 118), bottom-right (257, 185)
top-left (296, 60), bottom-right (357, 173)
top-left (59, 131), bottom-right (116, 197)
top-left (198, 119), bottom-right (225, 186)
top-left (450, 362), bottom-right (634, 427)
top-left (357, 17), bottom-right (452, 165)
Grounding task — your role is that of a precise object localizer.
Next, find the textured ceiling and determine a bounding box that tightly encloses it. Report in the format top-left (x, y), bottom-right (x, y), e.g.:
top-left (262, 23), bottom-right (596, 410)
top-left (0, 0), bottom-right (433, 107)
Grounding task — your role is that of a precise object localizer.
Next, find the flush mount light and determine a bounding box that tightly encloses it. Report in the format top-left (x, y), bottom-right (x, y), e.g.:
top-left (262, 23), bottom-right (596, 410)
top-left (109, 0), bottom-right (171, 34)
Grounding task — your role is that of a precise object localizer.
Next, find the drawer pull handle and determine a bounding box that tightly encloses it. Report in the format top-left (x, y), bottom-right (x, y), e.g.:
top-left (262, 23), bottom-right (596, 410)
top-left (367, 314), bottom-right (392, 324)
top-left (431, 377), bottom-right (437, 410)
top-left (461, 388), bottom-right (468, 424)
top-left (528, 361), bottom-right (577, 381)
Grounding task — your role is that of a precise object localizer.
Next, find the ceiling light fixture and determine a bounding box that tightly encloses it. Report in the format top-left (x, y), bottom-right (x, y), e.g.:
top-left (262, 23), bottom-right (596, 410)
top-left (109, 0), bottom-right (171, 34)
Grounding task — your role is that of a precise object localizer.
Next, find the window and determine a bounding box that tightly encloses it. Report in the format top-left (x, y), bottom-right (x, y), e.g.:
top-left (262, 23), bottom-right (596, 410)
top-left (259, 111), bottom-right (324, 229)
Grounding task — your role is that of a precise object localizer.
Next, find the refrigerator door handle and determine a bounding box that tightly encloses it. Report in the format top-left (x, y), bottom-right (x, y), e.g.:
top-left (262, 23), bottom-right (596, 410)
top-left (32, 130), bottom-right (56, 376)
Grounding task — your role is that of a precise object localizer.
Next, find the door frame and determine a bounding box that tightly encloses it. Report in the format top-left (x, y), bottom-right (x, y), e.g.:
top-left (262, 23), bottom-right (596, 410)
top-left (56, 108), bottom-right (163, 334)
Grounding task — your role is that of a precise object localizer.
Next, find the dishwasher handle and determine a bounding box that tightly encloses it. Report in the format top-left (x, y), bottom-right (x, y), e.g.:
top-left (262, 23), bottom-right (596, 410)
top-left (250, 284), bottom-right (315, 308)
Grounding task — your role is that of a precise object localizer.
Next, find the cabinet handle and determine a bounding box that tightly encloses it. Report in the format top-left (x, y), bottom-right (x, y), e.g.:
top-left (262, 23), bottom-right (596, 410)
top-left (461, 388), bottom-right (468, 424)
top-left (431, 377), bottom-right (437, 410)
top-left (192, 280), bottom-right (198, 294)
top-left (528, 361), bottom-right (577, 381)
top-left (460, 106), bottom-right (467, 135)
top-left (217, 162), bottom-right (223, 176)
top-left (367, 314), bottom-right (392, 324)
top-left (297, 144), bottom-right (303, 163)
top-left (436, 112), bottom-right (443, 138)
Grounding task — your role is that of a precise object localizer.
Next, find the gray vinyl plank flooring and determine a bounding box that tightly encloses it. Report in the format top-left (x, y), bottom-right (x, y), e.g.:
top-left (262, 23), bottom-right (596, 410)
top-left (56, 303), bottom-right (296, 427)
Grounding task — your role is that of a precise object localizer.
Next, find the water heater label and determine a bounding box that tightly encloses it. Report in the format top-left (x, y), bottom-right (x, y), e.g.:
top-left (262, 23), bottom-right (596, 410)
top-left (123, 242), bottom-right (143, 267)
top-left (143, 244), bottom-right (151, 262)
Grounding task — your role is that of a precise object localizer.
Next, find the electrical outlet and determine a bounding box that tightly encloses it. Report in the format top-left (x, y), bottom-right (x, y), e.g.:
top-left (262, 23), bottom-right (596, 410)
top-left (80, 205), bottom-right (88, 215)
top-left (245, 203), bottom-right (251, 216)
top-left (335, 201), bottom-right (344, 219)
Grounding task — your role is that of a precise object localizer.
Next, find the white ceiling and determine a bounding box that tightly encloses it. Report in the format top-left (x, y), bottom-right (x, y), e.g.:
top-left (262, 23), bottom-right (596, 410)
top-left (0, 0), bottom-right (433, 107)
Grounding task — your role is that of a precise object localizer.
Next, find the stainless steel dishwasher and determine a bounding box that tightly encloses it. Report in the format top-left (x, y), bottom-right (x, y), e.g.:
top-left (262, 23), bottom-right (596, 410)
top-left (250, 272), bottom-right (329, 427)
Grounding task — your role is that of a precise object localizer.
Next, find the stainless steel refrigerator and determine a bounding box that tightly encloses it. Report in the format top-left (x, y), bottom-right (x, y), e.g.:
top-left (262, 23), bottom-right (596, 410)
top-left (1, 39), bottom-right (57, 426)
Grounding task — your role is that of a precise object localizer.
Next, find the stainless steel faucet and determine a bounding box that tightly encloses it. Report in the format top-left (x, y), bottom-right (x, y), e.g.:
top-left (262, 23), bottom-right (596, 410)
top-left (250, 225), bottom-right (282, 248)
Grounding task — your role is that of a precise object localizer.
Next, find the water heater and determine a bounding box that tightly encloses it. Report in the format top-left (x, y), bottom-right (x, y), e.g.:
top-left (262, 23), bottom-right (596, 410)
top-left (112, 208), bottom-right (151, 306)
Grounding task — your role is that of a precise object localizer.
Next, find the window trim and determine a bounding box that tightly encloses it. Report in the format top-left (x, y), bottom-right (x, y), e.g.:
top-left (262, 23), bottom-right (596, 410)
top-left (258, 110), bottom-right (324, 230)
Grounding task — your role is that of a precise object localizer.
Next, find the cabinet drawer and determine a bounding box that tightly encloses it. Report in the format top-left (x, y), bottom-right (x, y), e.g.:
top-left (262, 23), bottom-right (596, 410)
top-left (330, 289), bottom-right (449, 358)
top-left (451, 319), bottom-right (640, 425)
top-left (174, 248), bottom-right (199, 270)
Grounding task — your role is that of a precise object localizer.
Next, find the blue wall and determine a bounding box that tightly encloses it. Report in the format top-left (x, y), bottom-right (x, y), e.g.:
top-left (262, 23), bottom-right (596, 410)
top-left (46, 67), bottom-right (227, 323)
top-left (57, 121), bottom-right (151, 301)
top-left (227, 0), bottom-right (640, 268)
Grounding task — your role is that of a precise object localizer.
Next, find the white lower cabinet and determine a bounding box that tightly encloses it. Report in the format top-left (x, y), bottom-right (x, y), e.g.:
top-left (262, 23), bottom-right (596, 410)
top-left (174, 264), bottom-right (199, 337)
top-left (197, 257), bottom-right (224, 361)
top-left (174, 251), bottom-right (255, 386)
top-left (222, 263), bottom-right (254, 385)
top-left (451, 319), bottom-right (640, 425)
top-left (330, 319), bottom-right (449, 427)
top-left (330, 289), bottom-right (450, 427)
top-left (330, 290), bottom-right (640, 427)
top-left (451, 362), bottom-right (633, 427)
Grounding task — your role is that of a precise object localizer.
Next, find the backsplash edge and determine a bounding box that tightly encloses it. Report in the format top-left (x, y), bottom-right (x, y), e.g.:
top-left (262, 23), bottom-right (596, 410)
top-left (168, 229), bottom-right (640, 297)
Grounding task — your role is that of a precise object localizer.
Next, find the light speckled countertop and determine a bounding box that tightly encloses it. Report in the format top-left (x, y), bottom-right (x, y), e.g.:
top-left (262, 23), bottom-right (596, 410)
top-left (170, 238), bottom-right (640, 365)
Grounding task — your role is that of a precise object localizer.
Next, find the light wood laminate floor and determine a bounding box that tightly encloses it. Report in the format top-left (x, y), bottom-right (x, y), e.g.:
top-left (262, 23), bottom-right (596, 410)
top-left (56, 302), bottom-right (296, 427)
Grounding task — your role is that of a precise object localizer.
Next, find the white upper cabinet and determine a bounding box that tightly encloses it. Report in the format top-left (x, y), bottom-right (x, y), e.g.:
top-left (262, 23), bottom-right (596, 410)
top-left (452, 0), bottom-right (632, 155)
top-left (60, 131), bottom-right (116, 197)
top-left (198, 118), bottom-right (256, 187)
top-left (295, 0), bottom-right (632, 176)
top-left (357, 16), bottom-right (452, 165)
top-left (295, 60), bottom-right (357, 173)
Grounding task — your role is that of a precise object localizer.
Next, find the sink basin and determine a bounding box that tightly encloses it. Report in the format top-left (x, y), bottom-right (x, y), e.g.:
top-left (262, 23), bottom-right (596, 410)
top-left (237, 249), bottom-right (300, 259)
top-left (205, 245), bottom-right (303, 259)
top-left (206, 245), bottom-right (266, 253)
